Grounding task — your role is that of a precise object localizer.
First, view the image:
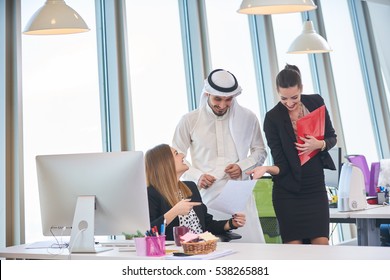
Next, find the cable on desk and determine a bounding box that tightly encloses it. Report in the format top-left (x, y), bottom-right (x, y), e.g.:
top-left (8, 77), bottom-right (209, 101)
top-left (46, 227), bottom-right (69, 255)
top-left (67, 228), bottom-right (86, 255)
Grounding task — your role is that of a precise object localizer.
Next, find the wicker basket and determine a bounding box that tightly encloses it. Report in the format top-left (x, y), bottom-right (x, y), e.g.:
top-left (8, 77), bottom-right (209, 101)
top-left (181, 239), bottom-right (217, 255)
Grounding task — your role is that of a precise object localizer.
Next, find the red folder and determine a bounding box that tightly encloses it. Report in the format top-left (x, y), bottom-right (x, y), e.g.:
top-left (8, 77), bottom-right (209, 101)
top-left (296, 105), bottom-right (325, 165)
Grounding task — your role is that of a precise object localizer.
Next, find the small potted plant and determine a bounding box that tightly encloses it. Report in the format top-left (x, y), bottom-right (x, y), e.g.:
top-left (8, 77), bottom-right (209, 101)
top-left (122, 230), bottom-right (144, 240)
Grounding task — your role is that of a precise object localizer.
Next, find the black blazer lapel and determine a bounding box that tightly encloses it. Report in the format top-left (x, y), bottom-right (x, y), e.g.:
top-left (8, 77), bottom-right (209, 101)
top-left (276, 102), bottom-right (296, 143)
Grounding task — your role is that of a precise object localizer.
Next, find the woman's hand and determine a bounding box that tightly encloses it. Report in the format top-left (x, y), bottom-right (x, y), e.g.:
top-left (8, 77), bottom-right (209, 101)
top-left (172, 199), bottom-right (201, 216)
top-left (296, 135), bottom-right (323, 155)
top-left (245, 166), bottom-right (268, 180)
top-left (232, 213), bottom-right (246, 228)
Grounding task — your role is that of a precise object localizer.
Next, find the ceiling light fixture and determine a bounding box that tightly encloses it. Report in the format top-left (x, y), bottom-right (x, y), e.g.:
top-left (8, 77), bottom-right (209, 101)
top-left (23, 0), bottom-right (89, 35)
top-left (287, 20), bottom-right (332, 54)
top-left (237, 0), bottom-right (317, 15)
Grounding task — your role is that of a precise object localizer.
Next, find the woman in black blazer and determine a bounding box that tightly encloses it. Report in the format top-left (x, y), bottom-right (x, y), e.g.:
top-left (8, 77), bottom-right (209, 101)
top-left (145, 144), bottom-right (246, 241)
top-left (247, 64), bottom-right (337, 245)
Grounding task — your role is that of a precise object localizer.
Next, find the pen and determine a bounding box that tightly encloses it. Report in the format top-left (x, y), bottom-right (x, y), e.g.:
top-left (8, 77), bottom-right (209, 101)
top-left (160, 219), bottom-right (166, 235)
top-left (153, 225), bottom-right (159, 237)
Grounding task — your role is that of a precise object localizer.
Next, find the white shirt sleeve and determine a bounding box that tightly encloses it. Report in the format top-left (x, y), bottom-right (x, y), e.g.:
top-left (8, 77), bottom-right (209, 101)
top-left (236, 118), bottom-right (267, 172)
top-left (172, 115), bottom-right (203, 184)
top-left (230, 104), bottom-right (267, 173)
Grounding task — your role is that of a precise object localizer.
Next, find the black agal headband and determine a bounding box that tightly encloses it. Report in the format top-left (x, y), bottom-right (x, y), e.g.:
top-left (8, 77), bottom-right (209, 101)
top-left (207, 69), bottom-right (238, 93)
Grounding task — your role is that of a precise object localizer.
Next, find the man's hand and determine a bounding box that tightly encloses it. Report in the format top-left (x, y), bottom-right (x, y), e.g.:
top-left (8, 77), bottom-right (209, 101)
top-left (224, 163), bottom-right (241, 179)
top-left (197, 174), bottom-right (216, 189)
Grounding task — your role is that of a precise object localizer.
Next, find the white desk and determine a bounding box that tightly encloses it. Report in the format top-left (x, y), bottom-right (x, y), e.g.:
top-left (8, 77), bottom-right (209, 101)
top-left (329, 204), bottom-right (390, 246)
top-left (1, 241), bottom-right (390, 260)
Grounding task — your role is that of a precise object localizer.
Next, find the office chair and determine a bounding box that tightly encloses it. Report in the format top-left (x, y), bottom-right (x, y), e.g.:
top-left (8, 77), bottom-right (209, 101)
top-left (215, 231), bottom-right (242, 242)
top-left (380, 224), bottom-right (390, 246)
top-left (252, 177), bottom-right (282, 244)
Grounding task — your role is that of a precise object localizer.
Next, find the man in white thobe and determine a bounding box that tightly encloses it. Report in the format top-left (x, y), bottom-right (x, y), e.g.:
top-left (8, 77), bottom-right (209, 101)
top-left (172, 69), bottom-right (267, 243)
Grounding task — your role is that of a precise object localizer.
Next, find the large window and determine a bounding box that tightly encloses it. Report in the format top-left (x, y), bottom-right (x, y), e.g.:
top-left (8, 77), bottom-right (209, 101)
top-left (367, 0), bottom-right (390, 116)
top-left (322, 0), bottom-right (378, 164)
top-left (125, 0), bottom-right (188, 153)
top-left (272, 13), bottom-right (314, 95)
top-left (0, 0), bottom-right (6, 248)
top-left (205, 0), bottom-right (262, 122)
top-left (22, 0), bottom-right (101, 242)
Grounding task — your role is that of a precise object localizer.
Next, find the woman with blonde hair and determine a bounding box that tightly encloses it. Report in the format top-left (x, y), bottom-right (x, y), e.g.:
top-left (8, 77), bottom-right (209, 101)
top-left (145, 144), bottom-right (245, 241)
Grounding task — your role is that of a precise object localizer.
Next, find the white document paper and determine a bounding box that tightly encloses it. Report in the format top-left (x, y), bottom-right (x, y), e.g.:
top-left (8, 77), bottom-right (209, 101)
top-left (207, 180), bottom-right (257, 215)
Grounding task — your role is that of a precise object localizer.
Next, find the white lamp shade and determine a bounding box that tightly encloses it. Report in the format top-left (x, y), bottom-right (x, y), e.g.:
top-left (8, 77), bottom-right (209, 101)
top-left (287, 21), bottom-right (332, 54)
top-left (23, 0), bottom-right (89, 35)
top-left (237, 0), bottom-right (317, 15)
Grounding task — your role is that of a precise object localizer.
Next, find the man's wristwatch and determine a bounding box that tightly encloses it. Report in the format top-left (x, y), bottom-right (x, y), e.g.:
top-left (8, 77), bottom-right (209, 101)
top-left (229, 218), bottom-right (238, 230)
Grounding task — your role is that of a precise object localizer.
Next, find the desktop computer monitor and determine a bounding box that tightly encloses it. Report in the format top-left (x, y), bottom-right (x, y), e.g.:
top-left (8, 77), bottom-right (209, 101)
top-left (36, 151), bottom-right (150, 253)
top-left (324, 146), bottom-right (342, 188)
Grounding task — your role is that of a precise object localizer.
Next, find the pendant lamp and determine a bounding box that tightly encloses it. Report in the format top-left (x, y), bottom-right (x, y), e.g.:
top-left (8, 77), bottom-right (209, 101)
top-left (23, 0), bottom-right (89, 35)
top-left (237, 0), bottom-right (317, 15)
top-left (287, 20), bottom-right (332, 54)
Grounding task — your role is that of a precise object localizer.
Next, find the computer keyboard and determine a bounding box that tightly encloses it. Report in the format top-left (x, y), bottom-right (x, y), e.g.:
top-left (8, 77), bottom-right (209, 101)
top-left (98, 240), bottom-right (135, 247)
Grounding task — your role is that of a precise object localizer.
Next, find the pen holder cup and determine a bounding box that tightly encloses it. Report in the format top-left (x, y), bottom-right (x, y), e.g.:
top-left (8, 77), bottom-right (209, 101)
top-left (146, 235), bottom-right (166, 257)
top-left (134, 237), bottom-right (147, 256)
top-left (377, 192), bottom-right (387, 205)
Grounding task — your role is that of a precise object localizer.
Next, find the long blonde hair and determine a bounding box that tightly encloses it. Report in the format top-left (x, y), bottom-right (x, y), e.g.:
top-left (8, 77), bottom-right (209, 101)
top-left (145, 144), bottom-right (192, 207)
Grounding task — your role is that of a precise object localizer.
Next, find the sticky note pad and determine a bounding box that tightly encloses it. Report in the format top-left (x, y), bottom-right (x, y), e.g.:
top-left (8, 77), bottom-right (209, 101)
top-left (180, 232), bottom-right (199, 243)
top-left (199, 232), bottom-right (219, 241)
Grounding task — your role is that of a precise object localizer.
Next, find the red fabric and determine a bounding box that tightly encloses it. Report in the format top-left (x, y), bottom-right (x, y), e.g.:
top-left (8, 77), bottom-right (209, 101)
top-left (296, 105), bottom-right (325, 165)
